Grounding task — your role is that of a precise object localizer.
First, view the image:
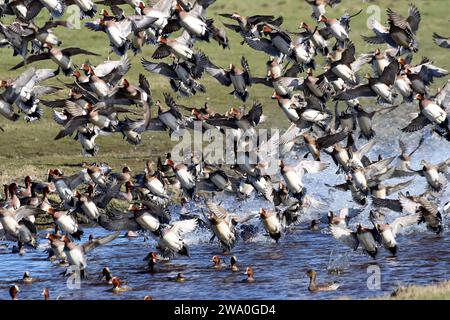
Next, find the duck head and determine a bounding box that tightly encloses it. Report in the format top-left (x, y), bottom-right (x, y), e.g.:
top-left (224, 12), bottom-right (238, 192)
top-left (43, 42), bottom-right (53, 50)
top-left (318, 15), bottom-right (328, 23)
top-left (262, 25), bottom-right (273, 34)
top-left (306, 269), bottom-right (316, 279)
top-left (42, 288), bottom-right (49, 300)
top-left (211, 255), bottom-right (221, 266)
top-left (299, 21), bottom-right (308, 29)
top-left (245, 266), bottom-right (254, 278)
top-left (9, 285), bottom-right (19, 300)
top-left (111, 277), bottom-right (122, 288)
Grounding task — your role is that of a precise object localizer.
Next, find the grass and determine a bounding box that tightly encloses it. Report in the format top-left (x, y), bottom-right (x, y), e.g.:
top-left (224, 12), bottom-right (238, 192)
top-left (1, 0), bottom-right (449, 180)
top-left (376, 281), bottom-right (450, 300)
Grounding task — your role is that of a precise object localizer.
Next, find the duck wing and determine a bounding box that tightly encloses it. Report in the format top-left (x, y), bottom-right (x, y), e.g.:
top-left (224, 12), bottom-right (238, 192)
top-left (151, 44), bottom-right (172, 59)
top-left (170, 219), bottom-right (198, 237)
top-left (433, 33), bottom-right (450, 49)
top-left (401, 113), bottom-right (431, 133)
top-left (54, 116), bottom-right (89, 140)
top-left (82, 231), bottom-right (120, 253)
top-left (9, 53), bottom-right (50, 70)
top-left (61, 48), bottom-right (100, 57)
top-left (406, 4), bottom-right (421, 34)
top-left (379, 60), bottom-right (400, 86)
top-left (205, 199), bottom-right (229, 220)
top-left (244, 37), bottom-right (281, 57)
top-left (204, 60), bottom-right (232, 86)
top-left (330, 225), bottom-right (359, 250)
top-left (98, 213), bottom-right (141, 231)
top-left (334, 85), bottom-right (376, 101)
top-left (141, 59), bottom-right (178, 79)
top-left (391, 213), bottom-right (420, 236)
top-left (385, 179), bottom-right (415, 196)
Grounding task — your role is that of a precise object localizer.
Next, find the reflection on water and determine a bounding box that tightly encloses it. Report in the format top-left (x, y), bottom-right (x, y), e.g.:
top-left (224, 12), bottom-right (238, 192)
top-left (0, 105), bottom-right (449, 300)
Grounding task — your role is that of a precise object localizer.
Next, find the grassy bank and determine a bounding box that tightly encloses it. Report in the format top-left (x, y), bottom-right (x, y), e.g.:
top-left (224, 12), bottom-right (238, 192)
top-left (1, 0), bottom-right (449, 178)
top-left (377, 281), bottom-right (450, 300)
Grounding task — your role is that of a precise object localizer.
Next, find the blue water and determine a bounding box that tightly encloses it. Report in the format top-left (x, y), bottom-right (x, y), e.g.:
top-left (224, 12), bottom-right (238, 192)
top-left (0, 105), bottom-right (449, 300)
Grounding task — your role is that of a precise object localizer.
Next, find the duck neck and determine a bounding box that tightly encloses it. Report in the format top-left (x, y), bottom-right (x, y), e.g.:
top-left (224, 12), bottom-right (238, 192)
top-left (308, 275), bottom-right (317, 291)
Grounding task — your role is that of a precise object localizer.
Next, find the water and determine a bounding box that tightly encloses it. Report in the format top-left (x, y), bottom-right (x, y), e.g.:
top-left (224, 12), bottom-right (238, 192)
top-left (0, 105), bottom-right (450, 300)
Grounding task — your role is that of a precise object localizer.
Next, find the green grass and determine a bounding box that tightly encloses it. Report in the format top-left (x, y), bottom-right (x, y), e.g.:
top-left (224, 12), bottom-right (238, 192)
top-left (1, 0), bottom-right (449, 182)
top-left (377, 281), bottom-right (450, 300)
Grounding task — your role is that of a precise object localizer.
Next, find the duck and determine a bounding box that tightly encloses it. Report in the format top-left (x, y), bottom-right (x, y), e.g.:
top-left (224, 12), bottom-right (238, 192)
top-left (230, 256), bottom-right (239, 272)
top-left (110, 277), bottom-right (131, 293)
top-left (335, 59), bottom-right (400, 104)
top-left (47, 208), bottom-right (84, 240)
top-left (324, 208), bottom-right (362, 228)
top-left (402, 89), bottom-right (450, 135)
top-left (305, 0), bottom-right (342, 20)
top-left (9, 285), bottom-right (20, 300)
top-left (85, 10), bottom-right (132, 56)
top-left (204, 56), bottom-right (252, 102)
top-left (0, 206), bottom-right (41, 251)
top-left (306, 269), bottom-right (339, 292)
top-left (167, 161), bottom-right (196, 199)
top-left (243, 267), bottom-right (255, 283)
top-left (42, 287), bottom-right (50, 300)
top-left (204, 200), bottom-right (239, 252)
top-left (45, 232), bottom-right (67, 262)
top-left (10, 43), bottom-right (100, 75)
top-left (22, 271), bottom-right (35, 284)
top-left (393, 137), bottom-right (424, 177)
top-left (211, 255), bottom-right (227, 269)
top-left (259, 208), bottom-right (283, 243)
top-left (144, 252), bottom-right (159, 273)
top-left (61, 232), bottom-right (120, 279)
top-left (172, 3), bottom-right (214, 41)
top-left (433, 33), bottom-right (450, 49)
top-left (102, 267), bottom-right (113, 284)
top-left (410, 158), bottom-right (450, 192)
top-left (144, 295), bottom-right (153, 300)
top-left (278, 159), bottom-right (329, 200)
top-left (318, 15), bottom-right (348, 42)
top-left (371, 213), bottom-right (420, 256)
top-left (363, 4), bottom-right (421, 52)
top-left (302, 130), bottom-right (348, 161)
top-left (330, 224), bottom-right (381, 259)
top-left (154, 219), bottom-right (198, 257)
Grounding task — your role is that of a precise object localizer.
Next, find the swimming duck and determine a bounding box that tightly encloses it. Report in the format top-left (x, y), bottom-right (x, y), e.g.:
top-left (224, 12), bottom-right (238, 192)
top-left (22, 271), bottom-right (35, 284)
top-left (211, 255), bottom-right (227, 269)
top-left (176, 273), bottom-right (186, 282)
top-left (9, 285), bottom-right (20, 300)
top-left (306, 269), bottom-right (339, 292)
top-left (230, 256), bottom-right (239, 272)
top-left (110, 277), bottom-right (131, 293)
top-left (102, 267), bottom-right (113, 284)
top-left (42, 287), bottom-right (49, 300)
top-left (243, 267), bottom-right (255, 283)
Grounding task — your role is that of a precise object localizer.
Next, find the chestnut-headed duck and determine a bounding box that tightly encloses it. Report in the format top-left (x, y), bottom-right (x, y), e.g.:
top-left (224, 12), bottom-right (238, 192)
top-left (110, 277), bottom-right (131, 293)
top-left (243, 267), bottom-right (255, 283)
top-left (42, 287), bottom-right (50, 300)
top-left (145, 252), bottom-right (158, 273)
top-left (306, 269), bottom-right (340, 292)
top-left (211, 255), bottom-right (226, 269)
top-left (9, 285), bottom-right (20, 300)
top-left (45, 232), bottom-right (67, 262)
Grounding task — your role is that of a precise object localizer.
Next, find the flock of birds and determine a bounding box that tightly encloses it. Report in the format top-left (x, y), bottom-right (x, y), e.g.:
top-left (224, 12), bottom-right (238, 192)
top-left (1, 0), bottom-right (450, 299)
